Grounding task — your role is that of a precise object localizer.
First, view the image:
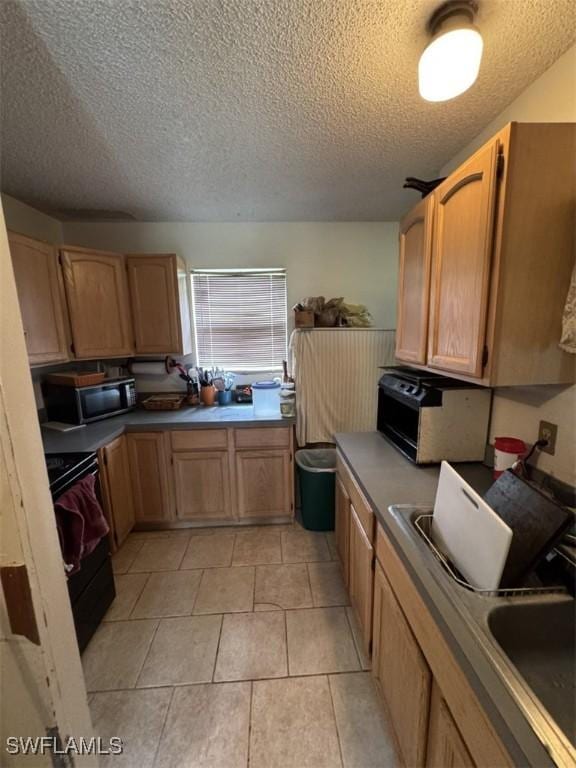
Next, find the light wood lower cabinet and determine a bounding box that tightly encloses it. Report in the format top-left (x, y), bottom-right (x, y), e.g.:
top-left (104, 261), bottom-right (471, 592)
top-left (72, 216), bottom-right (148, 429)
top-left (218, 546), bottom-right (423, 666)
top-left (163, 426), bottom-right (294, 527)
top-left (9, 231), bottom-right (70, 365)
top-left (173, 451), bottom-right (233, 523)
top-left (336, 451), bottom-right (375, 653)
top-left (426, 684), bottom-right (475, 768)
top-left (127, 432), bottom-right (173, 523)
top-left (348, 504), bottom-right (374, 655)
top-left (335, 475), bottom-right (350, 587)
top-left (372, 559), bottom-right (432, 767)
top-left (235, 450), bottom-right (292, 520)
top-left (375, 523), bottom-right (513, 767)
top-left (99, 436), bottom-right (135, 551)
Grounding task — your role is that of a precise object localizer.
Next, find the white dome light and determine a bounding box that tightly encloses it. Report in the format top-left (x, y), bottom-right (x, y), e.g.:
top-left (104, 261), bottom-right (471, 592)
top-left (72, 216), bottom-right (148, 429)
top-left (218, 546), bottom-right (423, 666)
top-left (419, 1), bottom-right (483, 102)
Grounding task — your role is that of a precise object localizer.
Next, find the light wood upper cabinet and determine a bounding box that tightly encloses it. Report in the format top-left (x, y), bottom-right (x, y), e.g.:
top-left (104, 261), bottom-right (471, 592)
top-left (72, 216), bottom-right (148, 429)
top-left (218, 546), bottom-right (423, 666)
top-left (372, 559), bottom-right (432, 768)
top-left (127, 432), bottom-right (173, 523)
top-left (335, 476), bottom-right (351, 587)
top-left (426, 684), bottom-right (475, 768)
top-left (8, 232), bottom-right (69, 365)
top-left (173, 451), bottom-right (233, 523)
top-left (235, 449), bottom-right (292, 520)
top-left (397, 123), bottom-right (576, 386)
top-left (126, 254), bottom-right (192, 356)
top-left (396, 196), bottom-right (434, 364)
top-left (99, 436), bottom-right (135, 551)
top-left (427, 138), bottom-right (499, 377)
top-left (60, 247), bottom-right (134, 359)
top-left (348, 504), bottom-right (374, 656)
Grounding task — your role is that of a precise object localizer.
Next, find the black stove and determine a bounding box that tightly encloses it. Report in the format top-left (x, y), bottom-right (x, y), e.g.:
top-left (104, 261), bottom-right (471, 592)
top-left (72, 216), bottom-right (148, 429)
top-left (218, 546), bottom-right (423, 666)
top-left (44, 450), bottom-right (115, 652)
top-left (45, 452), bottom-right (98, 499)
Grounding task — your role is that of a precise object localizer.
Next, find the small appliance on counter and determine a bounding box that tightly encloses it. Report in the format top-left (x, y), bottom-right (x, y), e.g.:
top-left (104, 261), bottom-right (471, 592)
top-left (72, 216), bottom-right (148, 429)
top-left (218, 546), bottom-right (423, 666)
top-left (377, 367), bottom-right (491, 464)
top-left (43, 376), bottom-right (137, 425)
top-left (234, 384), bottom-right (253, 404)
top-left (46, 451), bottom-right (115, 651)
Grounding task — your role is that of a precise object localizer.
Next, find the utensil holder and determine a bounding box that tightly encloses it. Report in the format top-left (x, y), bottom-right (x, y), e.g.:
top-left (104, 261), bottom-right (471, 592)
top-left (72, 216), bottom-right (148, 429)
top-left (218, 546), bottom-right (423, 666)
top-left (201, 385), bottom-right (216, 406)
top-left (217, 390), bottom-right (233, 405)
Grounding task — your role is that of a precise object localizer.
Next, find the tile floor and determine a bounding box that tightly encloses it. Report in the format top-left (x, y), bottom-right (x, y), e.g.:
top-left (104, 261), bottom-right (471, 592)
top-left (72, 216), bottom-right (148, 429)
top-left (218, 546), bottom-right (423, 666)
top-left (86, 522), bottom-right (397, 767)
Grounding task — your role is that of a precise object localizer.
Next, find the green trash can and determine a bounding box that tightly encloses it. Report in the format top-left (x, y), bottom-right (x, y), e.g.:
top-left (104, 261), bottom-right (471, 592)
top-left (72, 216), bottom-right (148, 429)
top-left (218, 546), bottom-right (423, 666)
top-left (295, 449), bottom-right (337, 531)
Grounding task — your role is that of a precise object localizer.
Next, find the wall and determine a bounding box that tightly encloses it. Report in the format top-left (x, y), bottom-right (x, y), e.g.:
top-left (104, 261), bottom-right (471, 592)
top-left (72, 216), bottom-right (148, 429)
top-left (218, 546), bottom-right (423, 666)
top-left (62, 221), bottom-right (399, 330)
top-left (1, 192), bottom-right (63, 243)
top-left (440, 44), bottom-right (576, 486)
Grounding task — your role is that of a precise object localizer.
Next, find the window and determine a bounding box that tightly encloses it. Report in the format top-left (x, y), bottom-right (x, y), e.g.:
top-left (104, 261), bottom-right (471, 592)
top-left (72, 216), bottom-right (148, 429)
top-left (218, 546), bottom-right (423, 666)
top-left (191, 269), bottom-right (288, 371)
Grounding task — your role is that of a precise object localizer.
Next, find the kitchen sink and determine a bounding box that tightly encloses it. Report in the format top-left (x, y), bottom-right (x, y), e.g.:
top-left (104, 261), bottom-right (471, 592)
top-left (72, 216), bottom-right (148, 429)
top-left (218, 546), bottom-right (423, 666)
top-left (488, 599), bottom-right (576, 745)
top-left (385, 504), bottom-right (576, 762)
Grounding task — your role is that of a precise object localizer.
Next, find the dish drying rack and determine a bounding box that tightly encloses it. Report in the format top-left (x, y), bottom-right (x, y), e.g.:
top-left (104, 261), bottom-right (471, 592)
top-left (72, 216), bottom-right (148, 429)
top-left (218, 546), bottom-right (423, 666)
top-left (413, 514), bottom-right (567, 598)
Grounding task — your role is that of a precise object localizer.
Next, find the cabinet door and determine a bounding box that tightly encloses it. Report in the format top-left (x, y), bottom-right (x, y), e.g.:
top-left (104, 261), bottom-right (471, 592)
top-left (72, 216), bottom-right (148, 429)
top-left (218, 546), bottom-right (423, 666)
top-left (348, 504), bottom-right (374, 655)
top-left (127, 433), bottom-right (173, 523)
top-left (396, 196), bottom-right (434, 364)
top-left (60, 247), bottom-right (134, 358)
top-left (100, 436), bottom-right (136, 550)
top-left (236, 450), bottom-right (292, 520)
top-left (173, 451), bottom-right (233, 523)
top-left (427, 684), bottom-right (475, 768)
top-left (372, 560), bottom-right (431, 768)
top-left (9, 232), bottom-right (69, 365)
top-left (127, 254), bottom-right (191, 355)
top-left (427, 139), bottom-right (500, 377)
top-left (335, 475), bottom-right (350, 587)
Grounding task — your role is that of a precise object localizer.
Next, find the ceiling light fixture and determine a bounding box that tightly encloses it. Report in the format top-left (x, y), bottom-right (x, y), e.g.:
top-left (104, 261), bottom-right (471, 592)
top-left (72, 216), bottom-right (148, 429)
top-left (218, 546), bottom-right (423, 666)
top-left (419, 0), bottom-right (483, 102)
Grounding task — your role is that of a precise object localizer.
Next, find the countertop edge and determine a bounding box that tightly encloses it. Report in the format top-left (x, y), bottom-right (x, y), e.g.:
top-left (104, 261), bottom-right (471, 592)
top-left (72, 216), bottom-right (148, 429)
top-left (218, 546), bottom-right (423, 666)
top-left (42, 408), bottom-right (295, 453)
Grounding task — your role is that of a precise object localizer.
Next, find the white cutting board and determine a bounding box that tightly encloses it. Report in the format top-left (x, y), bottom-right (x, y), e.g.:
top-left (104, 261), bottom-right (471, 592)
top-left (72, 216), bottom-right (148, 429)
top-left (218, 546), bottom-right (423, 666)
top-left (431, 462), bottom-right (513, 590)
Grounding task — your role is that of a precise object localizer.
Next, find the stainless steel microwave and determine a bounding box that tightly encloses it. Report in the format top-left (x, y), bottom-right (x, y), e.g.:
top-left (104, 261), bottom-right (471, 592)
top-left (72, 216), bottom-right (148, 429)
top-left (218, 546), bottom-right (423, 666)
top-left (43, 377), bottom-right (137, 424)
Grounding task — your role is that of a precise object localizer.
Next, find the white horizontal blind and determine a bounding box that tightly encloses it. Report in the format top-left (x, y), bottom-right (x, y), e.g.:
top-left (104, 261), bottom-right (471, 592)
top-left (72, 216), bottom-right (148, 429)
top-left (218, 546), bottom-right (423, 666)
top-left (191, 269), bottom-right (288, 371)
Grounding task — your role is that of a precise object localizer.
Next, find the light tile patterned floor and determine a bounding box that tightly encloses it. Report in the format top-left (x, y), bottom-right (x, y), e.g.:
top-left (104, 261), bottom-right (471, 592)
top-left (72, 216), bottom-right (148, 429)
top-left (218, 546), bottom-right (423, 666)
top-left (87, 522), bottom-right (397, 767)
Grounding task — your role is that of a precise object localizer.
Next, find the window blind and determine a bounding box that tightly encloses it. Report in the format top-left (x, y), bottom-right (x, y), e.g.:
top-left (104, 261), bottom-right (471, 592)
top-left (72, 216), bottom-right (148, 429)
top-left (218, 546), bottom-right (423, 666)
top-left (191, 269), bottom-right (288, 371)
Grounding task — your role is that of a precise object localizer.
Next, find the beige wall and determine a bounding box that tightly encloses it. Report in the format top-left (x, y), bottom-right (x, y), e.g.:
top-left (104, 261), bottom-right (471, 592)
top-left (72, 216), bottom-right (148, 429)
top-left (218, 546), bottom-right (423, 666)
top-left (62, 221), bottom-right (399, 330)
top-left (441, 44), bottom-right (576, 486)
top-left (440, 44), bottom-right (576, 176)
top-left (1, 193), bottom-right (63, 243)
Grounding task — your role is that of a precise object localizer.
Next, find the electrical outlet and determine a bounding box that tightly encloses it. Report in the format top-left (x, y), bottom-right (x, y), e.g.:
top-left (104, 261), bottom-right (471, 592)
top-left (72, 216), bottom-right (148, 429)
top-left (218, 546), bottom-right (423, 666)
top-left (538, 420), bottom-right (557, 455)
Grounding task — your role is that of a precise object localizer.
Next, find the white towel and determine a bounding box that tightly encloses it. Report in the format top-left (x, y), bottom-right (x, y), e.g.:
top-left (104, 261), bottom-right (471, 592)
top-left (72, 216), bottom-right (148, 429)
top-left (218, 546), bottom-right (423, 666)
top-left (289, 328), bottom-right (396, 445)
top-left (559, 262), bottom-right (576, 354)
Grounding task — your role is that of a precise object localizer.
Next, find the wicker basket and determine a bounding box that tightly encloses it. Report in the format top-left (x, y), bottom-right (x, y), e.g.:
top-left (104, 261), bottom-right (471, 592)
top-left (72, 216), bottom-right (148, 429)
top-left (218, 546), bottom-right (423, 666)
top-left (142, 394), bottom-right (185, 411)
top-left (46, 371), bottom-right (106, 387)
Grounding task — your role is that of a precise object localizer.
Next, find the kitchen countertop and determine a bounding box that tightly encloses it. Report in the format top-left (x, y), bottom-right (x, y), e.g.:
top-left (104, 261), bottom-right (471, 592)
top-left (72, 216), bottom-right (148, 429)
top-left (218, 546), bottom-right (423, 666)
top-left (42, 404), bottom-right (294, 453)
top-left (335, 431), bottom-right (563, 768)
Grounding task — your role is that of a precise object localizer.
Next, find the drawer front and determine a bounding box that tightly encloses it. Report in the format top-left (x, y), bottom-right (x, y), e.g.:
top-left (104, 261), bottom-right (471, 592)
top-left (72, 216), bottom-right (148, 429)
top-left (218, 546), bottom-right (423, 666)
top-left (336, 452), bottom-right (374, 542)
top-left (171, 429), bottom-right (228, 451)
top-left (234, 427), bottom-right (290, 450)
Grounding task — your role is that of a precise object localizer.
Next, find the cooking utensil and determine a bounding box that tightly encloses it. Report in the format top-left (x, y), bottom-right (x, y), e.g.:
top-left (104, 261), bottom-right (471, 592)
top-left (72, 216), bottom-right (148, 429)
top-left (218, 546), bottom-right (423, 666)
top-left (432, 462), bottom-right (513, 590)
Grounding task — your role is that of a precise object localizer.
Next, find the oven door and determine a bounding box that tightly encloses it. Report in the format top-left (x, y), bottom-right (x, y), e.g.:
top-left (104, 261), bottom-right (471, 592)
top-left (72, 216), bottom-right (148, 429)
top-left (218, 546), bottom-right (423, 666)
top-left (377, 388), bottom-right (420, 462)
top-left (77, 382), bottom-right (129, 423)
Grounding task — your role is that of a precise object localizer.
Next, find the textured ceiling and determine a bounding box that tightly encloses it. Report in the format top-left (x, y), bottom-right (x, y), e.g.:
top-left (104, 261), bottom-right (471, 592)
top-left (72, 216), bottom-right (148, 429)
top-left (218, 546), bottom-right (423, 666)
top-left (1, 0), bottom-right (575, 221)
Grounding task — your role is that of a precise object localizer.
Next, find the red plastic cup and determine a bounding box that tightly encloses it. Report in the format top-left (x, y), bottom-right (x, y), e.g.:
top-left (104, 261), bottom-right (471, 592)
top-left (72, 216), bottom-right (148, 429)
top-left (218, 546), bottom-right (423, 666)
top-left (493, 436), bottom-right (526, 479)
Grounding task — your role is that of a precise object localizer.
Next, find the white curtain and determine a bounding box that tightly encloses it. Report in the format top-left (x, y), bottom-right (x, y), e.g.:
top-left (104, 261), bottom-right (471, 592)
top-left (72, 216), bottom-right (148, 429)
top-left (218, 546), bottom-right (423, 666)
top-left (289, 328), bottom-right (396, 446)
